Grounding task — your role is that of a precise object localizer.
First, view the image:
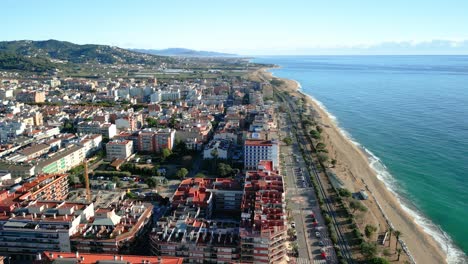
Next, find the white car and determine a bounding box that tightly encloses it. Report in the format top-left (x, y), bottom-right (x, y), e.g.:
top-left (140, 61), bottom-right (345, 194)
top-left (315, 232), bottom-right (321, 238)
top-left (291, 222), bottom-right (296, 228)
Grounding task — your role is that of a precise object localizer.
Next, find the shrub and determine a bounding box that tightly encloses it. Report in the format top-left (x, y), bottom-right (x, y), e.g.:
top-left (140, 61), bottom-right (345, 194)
top-left (365, 224), bottom-right (378, 238)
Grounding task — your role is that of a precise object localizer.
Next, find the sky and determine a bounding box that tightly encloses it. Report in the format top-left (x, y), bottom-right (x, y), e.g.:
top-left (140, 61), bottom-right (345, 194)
top-left (2, 0), bottom-right (468, 55)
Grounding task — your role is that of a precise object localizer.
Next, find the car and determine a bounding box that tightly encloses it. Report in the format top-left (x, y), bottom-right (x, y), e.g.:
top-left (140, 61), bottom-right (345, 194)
top-left (318, 240), bottom-right (325, 247)
top-left (315, 232), bottom-right (321, 238)
top-left (291, 222), bottom-right (296, 228)
top-left (321, 251), bottom-right (327, 259)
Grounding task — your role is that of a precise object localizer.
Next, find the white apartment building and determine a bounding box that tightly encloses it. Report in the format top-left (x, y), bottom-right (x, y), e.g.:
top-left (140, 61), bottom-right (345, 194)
top-left (106, 140), bottom-right (133, 161)
top-left (150, 89), bottom-right (181, 103)
top-left (77, 122), bottom-right (117, 139)
top-left (243, 139), bottom-right (279, 170)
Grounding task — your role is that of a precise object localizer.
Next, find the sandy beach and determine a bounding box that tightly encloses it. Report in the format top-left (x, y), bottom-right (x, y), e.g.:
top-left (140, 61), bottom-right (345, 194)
top-left (247, 68), bottom-right (447, 264)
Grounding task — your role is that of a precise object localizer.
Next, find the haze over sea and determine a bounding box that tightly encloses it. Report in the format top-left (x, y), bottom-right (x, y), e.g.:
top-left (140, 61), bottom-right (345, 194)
top-left (253, 56), bottom-right (468, 263)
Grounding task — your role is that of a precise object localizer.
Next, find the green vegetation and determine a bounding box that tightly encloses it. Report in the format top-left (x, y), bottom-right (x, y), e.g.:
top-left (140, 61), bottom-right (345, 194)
top-left (317, 153), bottom-right (329, 163)
top-left (194, 173), bottom-right (207, 178)
top-left (0, 52), bottom-right (57, 72)
top-left (337, 188), bottom-right (352, 197)
top-left (350, 199), bottom-right (368, 213)
top-left (310, 129), bottom-right (321, 140)
top-left (175, 168), bottom-right (189, 179)
top-left (282, 137), bottom-right (292, 145)
top-left (365, 224), bottom-right (378, 238)
top-left (369, 257), bottom-right (390, 264)
top-left (0, 39), bottom-right (172, 65)
top-left (145, 177), bottom-right (158, 188)
top-left (360, 242), bottom-right (378, 259)
top-left (93, 170), bottom-right (131, 177)
top-left (217, 163), bottom-right (234, 177)
top-left (270, 78), bottom-right (285, 87)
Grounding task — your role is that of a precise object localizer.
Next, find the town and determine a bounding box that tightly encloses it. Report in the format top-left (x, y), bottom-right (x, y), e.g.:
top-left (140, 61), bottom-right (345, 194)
top-left (0, 56), bottom-right (330, 264)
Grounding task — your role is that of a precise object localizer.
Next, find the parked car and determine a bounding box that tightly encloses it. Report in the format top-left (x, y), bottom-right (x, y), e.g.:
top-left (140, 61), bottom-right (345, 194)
top-left (315, 232), bottom-right (321, 238)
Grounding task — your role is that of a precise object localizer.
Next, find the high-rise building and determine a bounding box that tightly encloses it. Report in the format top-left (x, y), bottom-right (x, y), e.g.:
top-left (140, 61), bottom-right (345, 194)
top-left (243, 139), bottom-right (279, 171)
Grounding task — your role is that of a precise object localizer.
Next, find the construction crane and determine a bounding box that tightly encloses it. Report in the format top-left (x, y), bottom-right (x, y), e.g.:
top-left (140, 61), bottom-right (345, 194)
top-left (83, 159), bottom-right (92, 203)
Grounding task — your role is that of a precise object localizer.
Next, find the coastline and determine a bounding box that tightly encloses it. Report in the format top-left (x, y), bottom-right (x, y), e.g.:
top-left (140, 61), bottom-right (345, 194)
top-left (248, 68), bottom-right (450, 263)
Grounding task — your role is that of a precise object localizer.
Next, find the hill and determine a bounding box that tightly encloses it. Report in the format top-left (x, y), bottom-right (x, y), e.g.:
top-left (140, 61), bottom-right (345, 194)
top-left (132, 48), bottom-right (236, 57)
top-left (0, 39), bottom-right (172, 67)
top-left (0, 52), bottom-right (57, 72)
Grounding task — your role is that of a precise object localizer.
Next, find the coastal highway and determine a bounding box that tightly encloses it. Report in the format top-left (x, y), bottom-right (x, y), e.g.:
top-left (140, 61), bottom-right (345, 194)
top-left (277, 91), bottom-right (354, 263)
top-left (279, 113), bottom-right (337, 264)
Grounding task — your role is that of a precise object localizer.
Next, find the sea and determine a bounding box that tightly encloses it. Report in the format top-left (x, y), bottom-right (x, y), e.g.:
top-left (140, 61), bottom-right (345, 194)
top-left (252, 55), bottom-right (468, 263)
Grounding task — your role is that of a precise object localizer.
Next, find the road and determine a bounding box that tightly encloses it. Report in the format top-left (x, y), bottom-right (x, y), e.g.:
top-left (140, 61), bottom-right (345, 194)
top-left (279, 113), bottom-right (337, 264)
top-left (279, 93), bottom-right (354, 263)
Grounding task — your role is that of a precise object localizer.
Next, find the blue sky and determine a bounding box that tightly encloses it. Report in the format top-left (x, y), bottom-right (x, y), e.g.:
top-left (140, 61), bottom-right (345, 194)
top-left (2, 0), bottom-right (468, 55)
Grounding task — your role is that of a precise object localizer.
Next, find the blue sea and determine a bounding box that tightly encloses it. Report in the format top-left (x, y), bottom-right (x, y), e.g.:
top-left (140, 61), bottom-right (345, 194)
top-left (253, 56), bottom-right (468, 263)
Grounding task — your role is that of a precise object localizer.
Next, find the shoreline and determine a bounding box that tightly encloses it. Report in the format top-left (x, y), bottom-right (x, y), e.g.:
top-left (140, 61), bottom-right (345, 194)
top-left (248, 68), bottom-right (454, 263)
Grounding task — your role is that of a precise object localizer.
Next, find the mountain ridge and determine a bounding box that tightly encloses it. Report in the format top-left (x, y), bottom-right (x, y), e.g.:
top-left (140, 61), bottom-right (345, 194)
top-left (132, 48), bottom-right (236, 57)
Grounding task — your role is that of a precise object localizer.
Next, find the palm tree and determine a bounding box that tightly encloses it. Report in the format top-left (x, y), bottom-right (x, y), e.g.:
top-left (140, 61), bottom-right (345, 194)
top-left (394, 230), bottom-right (402, 251)
top-left (396, 248), bottom-right (402, 261)
top-left (387, 227), bottom-right (394, 247)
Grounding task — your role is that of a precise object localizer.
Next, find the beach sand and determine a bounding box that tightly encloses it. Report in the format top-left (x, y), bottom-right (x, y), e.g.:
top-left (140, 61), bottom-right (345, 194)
top-left (248, 69), bottom-right (447, 264)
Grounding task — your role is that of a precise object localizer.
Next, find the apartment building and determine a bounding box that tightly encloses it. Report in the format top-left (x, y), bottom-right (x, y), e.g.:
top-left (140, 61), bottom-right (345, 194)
top-left (69, 201), bottom-right (153, 254)
top-left (0, 201), bottom-right (93, 261)
top-left (77, 122), bottom-right (117, 139)
top-left (16, 91), bottom-right (46, 103)
top-left (239, 168), bottom-right (287, 263)
top-left (244, 139), bottom-right (279, 171)
top-left (150, 178), bottom-right (243, 263)
top-left (36, 251), bottom-right (184, 264)
top-left (106, 140), bottom-right (133, 161)
top-left (36, 145), bottom-right (85, 174)
top-left (138, 128), bottom-right (175, 153)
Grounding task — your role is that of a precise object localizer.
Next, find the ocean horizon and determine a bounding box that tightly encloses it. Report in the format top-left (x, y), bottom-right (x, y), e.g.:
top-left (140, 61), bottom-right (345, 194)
top-left (253, 55), bottom-right (468, 263)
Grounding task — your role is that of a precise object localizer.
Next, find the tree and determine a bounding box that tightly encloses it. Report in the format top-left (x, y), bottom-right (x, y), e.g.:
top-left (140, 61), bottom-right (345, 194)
top-left (387, 226), bottom-right (394, 248)
top-left (176, 168), bottom-right (189, 179)
top-left (337, 188), bottom-right (352, 198)
top-left (369, 257), bottom-right (390, 264)
top-left (161, 148), bottom-right (171, 160)
top-left (282, 137), bottom-right (292, 146)
top-left (317, 153), bottom-right (329, 163)
top-left (217, 163), bottom-right (233, 177)
top-left (195, 173), bottom-right (207, 178)
top-left (350, 199), bottom-right (368, 213)
top-left (316, 125), bottom-right (323, 133)
top-left (112, 176), bottom-right (123, 188)
top-left (316, 142), bottom-right (326, 151)
top-left (365, 224), bottom-right (378, 238)
top-left (360, 242), bottom-right (377, 259)
top-left (310, 130), bottom-right (321, 139)
top-left (394, 230), bottom-right (402, 251)
top-left (396, 248), bottom-right (402, 261)
top-left (146, 117), bottom-right (158, 127)
top-left (146, 177), bottom-right (158, 188)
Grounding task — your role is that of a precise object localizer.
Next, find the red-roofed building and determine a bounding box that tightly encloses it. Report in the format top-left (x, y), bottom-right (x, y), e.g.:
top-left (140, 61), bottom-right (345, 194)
top-left (239, 167), bottom-right (287, 263)
top-left (37, 251), bottom-right (184, 264)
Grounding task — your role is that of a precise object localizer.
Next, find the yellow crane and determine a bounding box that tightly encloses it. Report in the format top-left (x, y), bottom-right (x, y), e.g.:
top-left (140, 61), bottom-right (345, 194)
top-left (83, 159), bottom-right (91, 203)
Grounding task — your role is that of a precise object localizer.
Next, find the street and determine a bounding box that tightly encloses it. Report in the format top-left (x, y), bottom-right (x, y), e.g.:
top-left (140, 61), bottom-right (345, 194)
top-left (279, 113), bottom-right (337, 264)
